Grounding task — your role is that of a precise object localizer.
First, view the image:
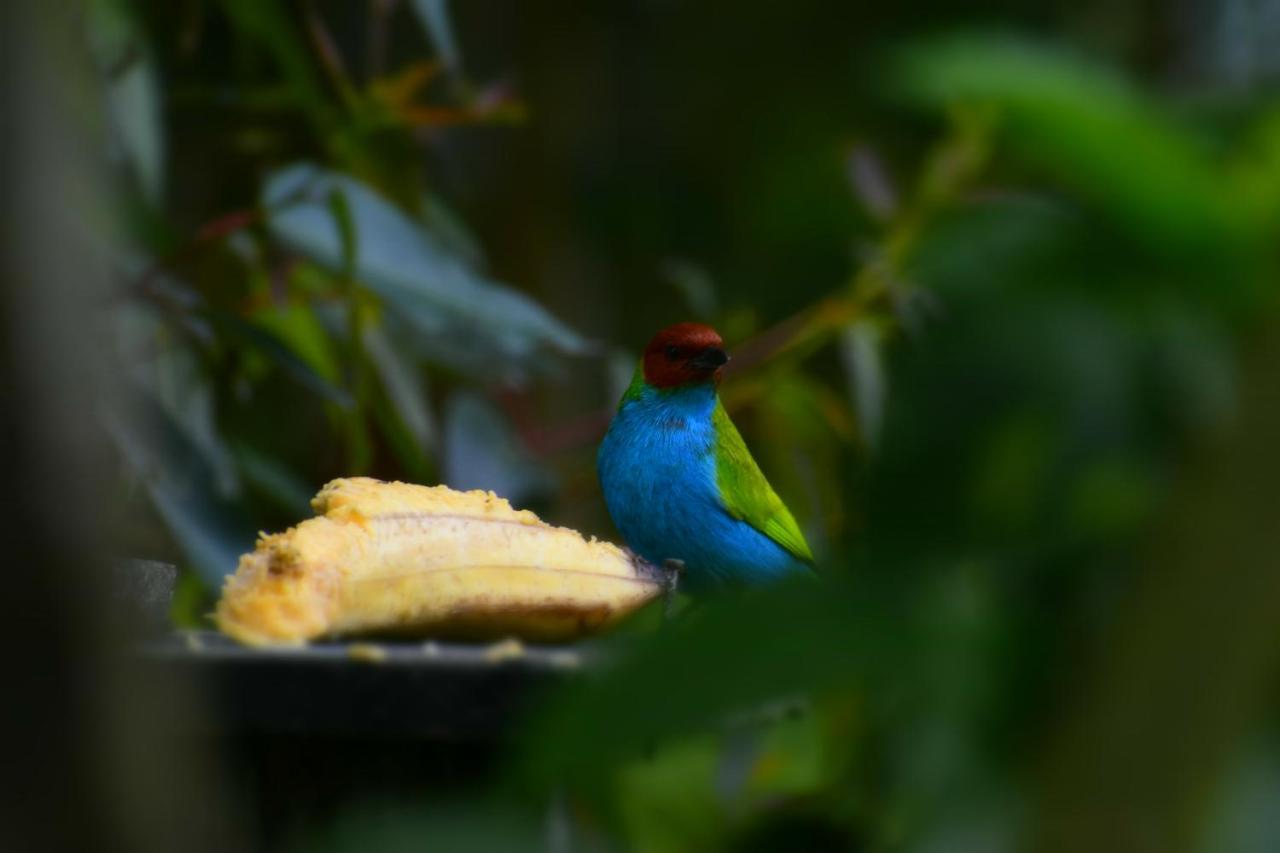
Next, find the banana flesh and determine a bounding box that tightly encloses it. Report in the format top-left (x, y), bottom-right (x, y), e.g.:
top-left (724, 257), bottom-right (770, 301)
top-left (216, 477), bottom-right (663, 646)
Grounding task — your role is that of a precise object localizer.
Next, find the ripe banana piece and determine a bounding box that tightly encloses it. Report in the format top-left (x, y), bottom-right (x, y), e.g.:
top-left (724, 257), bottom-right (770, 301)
top-left (216, 477), bottom-right (664, 646)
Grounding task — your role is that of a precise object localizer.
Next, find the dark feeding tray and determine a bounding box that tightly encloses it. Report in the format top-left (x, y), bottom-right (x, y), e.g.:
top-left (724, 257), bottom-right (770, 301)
top-left (120, 561), bottom-right (606, 842)
top-left (138, 631), bottom-right (589, 741)
top-left (135, 631), bottom-right (594, 844)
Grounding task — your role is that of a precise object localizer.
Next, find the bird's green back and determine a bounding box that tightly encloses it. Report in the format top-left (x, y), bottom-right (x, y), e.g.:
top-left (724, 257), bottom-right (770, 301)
top-left (711, 401), bottom-right (814, 564)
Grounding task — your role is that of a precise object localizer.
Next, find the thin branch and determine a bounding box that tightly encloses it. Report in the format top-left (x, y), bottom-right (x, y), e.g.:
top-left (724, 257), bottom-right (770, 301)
top-left (299, 0), bottom-right (358, 108)
top-left (365, 0), bottom-right (398, 81)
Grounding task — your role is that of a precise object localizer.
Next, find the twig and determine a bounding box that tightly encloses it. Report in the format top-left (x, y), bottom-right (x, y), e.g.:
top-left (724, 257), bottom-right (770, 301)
top-left (365, 0), bottom-right (398, 81)
top-left (299, 0), bottom-right (358, 108)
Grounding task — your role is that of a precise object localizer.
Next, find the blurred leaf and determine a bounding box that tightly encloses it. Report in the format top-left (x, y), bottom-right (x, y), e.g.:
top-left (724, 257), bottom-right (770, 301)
top-left (1066, 457), bottom-right (1154, 537)
top-left (616, 737), bottom-right (726, 852)
top-left (103, 381), bottom-right (255, 586)
top-left (1033, 331), bottom-right (1280, 852)
top-left (364, 323), bottom-right (436, 481)
top-left (520, 578), bottom-right (912, 792)
top-left (249, 301), bottom-right (343, 385)
top-left (365, 324), bottom-right (435, 451)
top-left (908, 784), bottom-right (1019, 853)
top-left (410, 0), bottom-right (462, 76)
top-left (146, 484), bottom-right (247, 585)
top-left (298, 800), bottom-right (540, 853)
top-left (124, 322), bottom-right (241, 496)
top-left (1143, 306), bottom-right (1237, 436)
top-left (204, 310), bottom-right (354, 406)
top-left (905, 193), bottom-right (1075, 298)
top-left (327, 188), bottom-right (359, 278)
top-left (220, 0), bottom-right (331, 122)
top-left (839, 320), bottom-right (887, 450)
top-left (739, 709), bottom-right (830, 801)
top-left (231, 440), bottom-right (314, 518)
top-left (442, 392), bottom-right (553, 506)
top-left (263, 163), bottom-right (587, 376)
top-left (969, 412), bottom-right (1056, 532)
top-left (369, 391), bottom-right (434, 483)
top-left (1229, 107), bottom-right (1280, 230)
top-left (86, 0), bottom-right (164, 202)
top-left (420, 191), bottom-right (486, 268)
top-left (897, 35), bottom-right (1238, 254)
top-left (169, 569), bottom-right (212, 629)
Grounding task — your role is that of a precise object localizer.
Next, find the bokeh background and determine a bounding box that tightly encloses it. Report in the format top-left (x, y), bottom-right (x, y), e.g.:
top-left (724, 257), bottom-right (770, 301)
top-left (7, 0), bottom-right (1280, 850)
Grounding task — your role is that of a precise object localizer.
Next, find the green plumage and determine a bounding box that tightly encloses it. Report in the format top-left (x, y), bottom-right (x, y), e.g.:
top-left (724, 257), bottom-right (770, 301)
top-left (710, 401), bottom-right (814, 564)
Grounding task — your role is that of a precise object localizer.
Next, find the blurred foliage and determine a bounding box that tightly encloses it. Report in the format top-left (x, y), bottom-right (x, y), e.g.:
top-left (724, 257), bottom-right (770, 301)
top-left (89, 0), bottom-right (1280, 851)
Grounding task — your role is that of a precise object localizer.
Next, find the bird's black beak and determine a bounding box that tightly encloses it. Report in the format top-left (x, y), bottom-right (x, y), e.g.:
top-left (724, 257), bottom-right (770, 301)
top-left (691, 347), bottom-right (729, 370)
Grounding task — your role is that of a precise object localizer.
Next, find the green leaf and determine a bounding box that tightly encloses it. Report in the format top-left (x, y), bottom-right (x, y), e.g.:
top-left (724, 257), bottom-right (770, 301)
top-left (896, 35), bottom-right (1236, 253)
top-left (220, 0), bottom-right (331, 124)
top-left (327, 188), bottom-right (359, 278)
top-left (204, 309), bottom-right (354, 407)
top-left (263, 164), bottom-right (587, 375)
top-left (86, 0), bottom-right (165, 202)
top-left (1227, 106), bottom-right (1280, 237)
top-left (103, 381), bottom-right (256, 586)
top-left (420, 191), bottom-right (486, 267)
top-left (364, 324), bottom-right (434, 447)
top-left (519, 577), bottom-right (913, 791)
top-left (231, 440), bottom-right (315, 518)
top-left (364, 323), bottom-right (436, 481)
top-left (250, 301), bottom-right (344, 385)
top-left (616, 736), bottom-right (726, 851)
top-left (301, 800), bottom-right (540, 853)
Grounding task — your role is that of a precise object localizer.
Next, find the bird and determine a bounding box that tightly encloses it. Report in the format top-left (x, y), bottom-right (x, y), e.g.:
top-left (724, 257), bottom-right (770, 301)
top-left (597, 322), bottom-right (814, 594)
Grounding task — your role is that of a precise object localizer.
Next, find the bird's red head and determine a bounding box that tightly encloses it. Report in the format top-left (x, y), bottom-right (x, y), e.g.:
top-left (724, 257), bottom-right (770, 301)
top-left (642, 322), bottom-right (729, 388)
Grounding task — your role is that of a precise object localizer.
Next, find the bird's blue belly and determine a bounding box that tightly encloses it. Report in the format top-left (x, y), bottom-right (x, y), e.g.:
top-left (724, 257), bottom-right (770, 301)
top-left (597, 394), bottom-right (805, 592)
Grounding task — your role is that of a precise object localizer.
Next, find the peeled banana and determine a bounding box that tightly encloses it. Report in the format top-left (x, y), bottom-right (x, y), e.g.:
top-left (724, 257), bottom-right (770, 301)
top-left (216, 478), bottom-right (664, 646)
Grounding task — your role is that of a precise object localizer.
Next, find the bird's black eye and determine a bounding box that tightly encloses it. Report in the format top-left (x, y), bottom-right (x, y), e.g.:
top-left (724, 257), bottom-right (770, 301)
top-left (664, 345), bottom-right (680, 361)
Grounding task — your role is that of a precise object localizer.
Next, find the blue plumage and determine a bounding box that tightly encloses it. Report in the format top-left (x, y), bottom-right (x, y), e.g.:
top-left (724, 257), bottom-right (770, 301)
top-left (597, 381), bottom-right (811, 594)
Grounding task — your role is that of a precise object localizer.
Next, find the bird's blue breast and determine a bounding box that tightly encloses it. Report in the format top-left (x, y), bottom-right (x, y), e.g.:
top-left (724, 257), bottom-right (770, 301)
top-left (597, 384), bottom-right (807, 593)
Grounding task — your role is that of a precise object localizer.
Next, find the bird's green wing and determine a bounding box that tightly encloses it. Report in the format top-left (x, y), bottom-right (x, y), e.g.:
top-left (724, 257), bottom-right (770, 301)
top-left (711, 401), bottom-right (814, 564)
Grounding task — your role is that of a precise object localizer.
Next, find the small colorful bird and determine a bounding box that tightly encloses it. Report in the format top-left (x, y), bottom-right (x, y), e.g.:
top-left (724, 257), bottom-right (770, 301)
top-left (598, 322), bottom-right (814, 594)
